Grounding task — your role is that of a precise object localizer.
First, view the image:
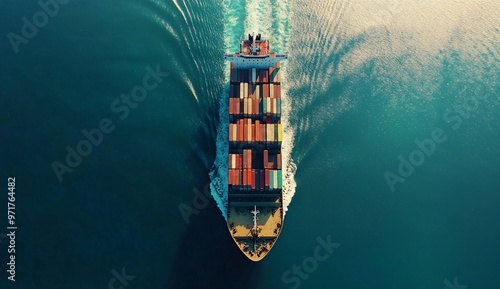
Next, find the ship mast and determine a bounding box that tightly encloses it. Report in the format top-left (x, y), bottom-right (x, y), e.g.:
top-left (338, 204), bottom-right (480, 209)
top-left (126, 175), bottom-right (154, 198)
top-left (251, 205), bottom-right (260, 251)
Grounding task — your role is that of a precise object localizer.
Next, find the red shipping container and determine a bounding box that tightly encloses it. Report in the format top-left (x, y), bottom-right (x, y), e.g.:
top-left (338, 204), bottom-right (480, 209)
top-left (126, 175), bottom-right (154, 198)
top-left (276, 84), bottom-right (281, 99)
top-left (277, 154), bottom-right (282, 170)
top-left (265, 169), bottom-right (269, 188)
top-left (260, 170), bottom-right (265, 190)
top-left (255, 120), bottom-right (259, 142)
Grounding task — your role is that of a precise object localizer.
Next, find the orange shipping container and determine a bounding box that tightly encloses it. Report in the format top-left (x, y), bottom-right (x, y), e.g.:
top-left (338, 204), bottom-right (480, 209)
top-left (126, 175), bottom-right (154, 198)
top-left (247, 119), bottom-right (251, 142)
top-left (252, 124), bottom-right (255, 143)
top-left (238, 120), bottom-right (243, 142)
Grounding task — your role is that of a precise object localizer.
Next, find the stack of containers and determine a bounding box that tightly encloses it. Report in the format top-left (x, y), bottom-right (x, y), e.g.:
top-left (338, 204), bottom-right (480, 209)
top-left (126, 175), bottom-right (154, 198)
top-left (228, 65), bottom-right (283, 192)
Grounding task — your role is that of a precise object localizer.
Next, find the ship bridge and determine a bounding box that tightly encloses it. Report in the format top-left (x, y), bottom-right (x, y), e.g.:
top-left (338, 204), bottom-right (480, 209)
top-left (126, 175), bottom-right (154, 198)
top-left (225, 33), bottom-right (287, 69)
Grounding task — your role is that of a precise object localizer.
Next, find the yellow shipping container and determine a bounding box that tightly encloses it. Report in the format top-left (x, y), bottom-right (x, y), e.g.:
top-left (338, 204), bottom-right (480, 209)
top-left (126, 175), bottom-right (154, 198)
top-left (278, 124), bottom-right (282, 142)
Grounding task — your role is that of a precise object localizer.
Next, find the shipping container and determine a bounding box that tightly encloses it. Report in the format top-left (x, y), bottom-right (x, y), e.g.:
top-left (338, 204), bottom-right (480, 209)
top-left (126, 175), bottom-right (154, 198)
top-left (270, 83), bottom-right (274, 98)
top-left (238, 120), bottom-right (242, 142)
top-left (265, 169), bottom-right (269, 189)
top-left (273, 169), bottom-right (278, 189)
top-left (271, 170), bottom-right (275, 189)
top-left (278, 170), bottom-right (282, 189)
top-left (247, 119), bottom-right (251, 142)
top-left (261, 169), bottom-right (265, 190)
top-left (278, 124), bottom-right (282, 142)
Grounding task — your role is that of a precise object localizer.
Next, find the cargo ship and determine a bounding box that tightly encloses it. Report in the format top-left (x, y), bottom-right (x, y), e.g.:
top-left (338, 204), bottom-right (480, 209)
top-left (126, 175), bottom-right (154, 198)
top-left (224, 33), bottom-right (287, 261)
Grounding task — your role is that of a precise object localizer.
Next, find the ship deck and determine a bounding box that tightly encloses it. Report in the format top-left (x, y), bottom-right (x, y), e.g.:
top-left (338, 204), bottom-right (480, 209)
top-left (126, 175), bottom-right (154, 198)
top-left (228, 204), bottom-right (283, 261)
top-left (239, 39), bottom-right (270, 56)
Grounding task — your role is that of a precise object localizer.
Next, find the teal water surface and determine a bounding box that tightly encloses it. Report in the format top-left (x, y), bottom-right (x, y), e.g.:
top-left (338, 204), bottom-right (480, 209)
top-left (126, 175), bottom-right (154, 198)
top-left (1, 1), bottom-right (499, 289)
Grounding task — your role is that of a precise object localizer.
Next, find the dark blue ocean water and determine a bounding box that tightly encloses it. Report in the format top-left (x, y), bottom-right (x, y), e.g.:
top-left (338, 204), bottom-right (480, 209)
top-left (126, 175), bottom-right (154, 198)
top-left (1, 0), bottom-right (499, 289)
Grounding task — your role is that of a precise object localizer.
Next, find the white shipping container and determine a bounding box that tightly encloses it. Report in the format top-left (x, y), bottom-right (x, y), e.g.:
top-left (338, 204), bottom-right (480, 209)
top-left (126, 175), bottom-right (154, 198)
top-left (240, 83), bottom-right (244, 99)
top-left (270, 84), bottom-right (274, 98)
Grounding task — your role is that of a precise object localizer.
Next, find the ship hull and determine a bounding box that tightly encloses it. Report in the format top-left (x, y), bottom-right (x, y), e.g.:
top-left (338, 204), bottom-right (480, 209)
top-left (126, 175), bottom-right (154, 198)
top-left (225, 35), bottom-right (287, 261)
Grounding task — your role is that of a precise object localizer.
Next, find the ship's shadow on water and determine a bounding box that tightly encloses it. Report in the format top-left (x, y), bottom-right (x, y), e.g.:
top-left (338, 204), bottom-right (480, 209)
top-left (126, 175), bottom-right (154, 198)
top-left (169, 99), bottom-right (261, 289)
top-left (169, 201), bottom-right (261, 289)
